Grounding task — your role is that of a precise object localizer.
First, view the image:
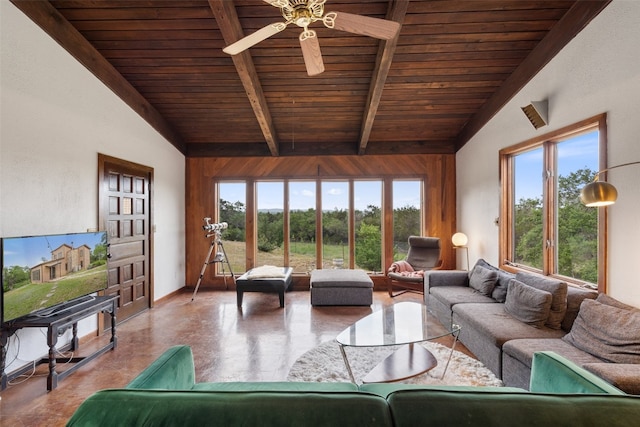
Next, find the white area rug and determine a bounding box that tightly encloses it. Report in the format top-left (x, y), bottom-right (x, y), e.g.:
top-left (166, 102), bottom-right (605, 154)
top-left (287, 340), bottom-right (503, 387)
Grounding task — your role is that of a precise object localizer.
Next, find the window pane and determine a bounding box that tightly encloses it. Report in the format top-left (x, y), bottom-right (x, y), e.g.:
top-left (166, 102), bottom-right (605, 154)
top-left (513, 148), bottom-right (544, 270)
top-left (322, 181), bottom-right (349, 269)
top-left (256, 182), bottom-right (284, 266)
top-left (218, 182), bottom-right (246, 275)
top-left (289, 181), bottom-right (316, 274)
top-left (556, 131), bottom-right (599, 283)
top-left (393, 180), bottom-right (422, 261)
top-left (354, 180), bottom-right (382, 273)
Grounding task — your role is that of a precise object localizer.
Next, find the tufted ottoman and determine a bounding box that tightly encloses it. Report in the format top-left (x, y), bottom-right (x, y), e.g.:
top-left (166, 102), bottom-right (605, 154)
top-left (310, 269), bottom-right (373, 306)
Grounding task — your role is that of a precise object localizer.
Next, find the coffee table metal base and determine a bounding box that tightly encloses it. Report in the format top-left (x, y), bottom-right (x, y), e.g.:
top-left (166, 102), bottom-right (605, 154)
top-left (335, 302), bottom-right (461, 384)
top-left (338, 333), bottom-right (459, 384)
top-left (362, 343), bottom-right (437, 383)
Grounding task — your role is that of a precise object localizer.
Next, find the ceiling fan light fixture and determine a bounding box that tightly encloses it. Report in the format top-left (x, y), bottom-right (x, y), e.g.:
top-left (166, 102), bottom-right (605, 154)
top-left (283, 0), bottom-right (325, 25)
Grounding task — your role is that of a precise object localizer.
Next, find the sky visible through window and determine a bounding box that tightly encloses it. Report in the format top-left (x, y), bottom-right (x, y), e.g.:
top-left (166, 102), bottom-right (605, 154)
top-left (220, 180), bottom-right (422, 211)
top-left (515, 131), bottom-right (599, 201)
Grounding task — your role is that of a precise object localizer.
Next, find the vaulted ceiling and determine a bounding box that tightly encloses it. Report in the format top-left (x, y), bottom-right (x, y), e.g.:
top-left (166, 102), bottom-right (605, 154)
top-left (12, 0), bottom-right (610, 157)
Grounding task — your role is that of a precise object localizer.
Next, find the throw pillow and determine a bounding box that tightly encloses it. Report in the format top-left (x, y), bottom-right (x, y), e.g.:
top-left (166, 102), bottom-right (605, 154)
top-left (492, 270), bottom-right (515, 303)
top-left (469, 258), bottom-right (494, 278)
top-left (469, 265), bottom-right (498, 297)
top-left (562, 299), bottom-right (640, 364)
top-left (504, 279), bottom-right (553, 328)
top-left (561, 286), bottom-right (597, 332)
top-left (596, 293), bottom-right (637, 311)
top-left (515, 272), bottom-right (567, 330)
top-left (469, 259), bottom-right (513, 302)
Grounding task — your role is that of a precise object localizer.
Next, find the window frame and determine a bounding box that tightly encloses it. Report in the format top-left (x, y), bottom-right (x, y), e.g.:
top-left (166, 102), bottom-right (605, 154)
top-left (215, 177), bottom-right (425, 276)
top-left (499, 113), bottom-right (608, 292)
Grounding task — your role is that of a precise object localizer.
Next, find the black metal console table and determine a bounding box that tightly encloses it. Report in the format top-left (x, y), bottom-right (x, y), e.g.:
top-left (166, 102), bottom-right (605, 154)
top-left (0, 295), bottom-right (118, 391)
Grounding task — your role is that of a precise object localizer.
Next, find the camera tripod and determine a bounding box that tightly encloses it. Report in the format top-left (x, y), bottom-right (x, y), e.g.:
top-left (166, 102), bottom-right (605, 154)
top-left (191, 231), bottom-right (235, 301)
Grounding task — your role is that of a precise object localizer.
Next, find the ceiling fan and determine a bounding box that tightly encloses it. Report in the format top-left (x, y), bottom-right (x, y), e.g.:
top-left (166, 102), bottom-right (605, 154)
top-left (223, 0), bottom-right (401, 76)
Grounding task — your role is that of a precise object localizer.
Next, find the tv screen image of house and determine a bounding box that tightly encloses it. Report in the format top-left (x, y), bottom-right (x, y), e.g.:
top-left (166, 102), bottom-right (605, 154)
top-left (1, 231), bottom-right (108, 323)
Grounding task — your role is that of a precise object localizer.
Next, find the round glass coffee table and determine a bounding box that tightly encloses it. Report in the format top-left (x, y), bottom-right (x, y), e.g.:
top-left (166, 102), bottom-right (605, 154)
top-left (336, 301), bottom-right (461, 383)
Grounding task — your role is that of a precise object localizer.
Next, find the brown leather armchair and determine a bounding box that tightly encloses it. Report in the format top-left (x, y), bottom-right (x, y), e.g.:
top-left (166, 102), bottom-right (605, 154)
top-left (387, 236), bottom-right (442, 297)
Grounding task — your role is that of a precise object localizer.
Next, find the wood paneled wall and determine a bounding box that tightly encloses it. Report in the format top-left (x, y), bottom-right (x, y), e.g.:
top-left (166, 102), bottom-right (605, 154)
top-left (186, 154), bottom-right (456, 290)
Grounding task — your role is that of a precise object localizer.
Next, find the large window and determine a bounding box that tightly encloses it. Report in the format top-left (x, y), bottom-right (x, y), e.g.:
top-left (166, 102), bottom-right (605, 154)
top-left (392, 180), bottom-right (422, 261)
top-left (322, 181), bottom-right (349, 269)
top-left (500, 115), bottom-right (606, 287)
top-left (354, 180), bottom-right (382, 273)
top-left (218, 182), bottom-right (247, 274)
top-left (216, 178), bottom-right (424, 275)
top-left (256, 181), bottom-right (284, 266)
top-left (289, 181), bottom-right (316, 273)
top-left (513, 147), bottom-right (544, 269)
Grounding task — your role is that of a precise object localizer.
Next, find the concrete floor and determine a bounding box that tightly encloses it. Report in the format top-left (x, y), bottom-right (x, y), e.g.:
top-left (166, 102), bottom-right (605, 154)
top-left (0, 289), bottom-right (469, 426)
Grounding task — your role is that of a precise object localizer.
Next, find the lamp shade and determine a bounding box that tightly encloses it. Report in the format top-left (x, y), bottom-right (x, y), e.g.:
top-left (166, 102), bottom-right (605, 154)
top-left (580, 181), bottom-right (618, 207)
top-left (452, 232), bottom-right (468, 247)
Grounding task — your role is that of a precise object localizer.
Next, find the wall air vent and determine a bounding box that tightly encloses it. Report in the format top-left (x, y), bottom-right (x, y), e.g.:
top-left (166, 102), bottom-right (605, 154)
top-left (521, 101), bottom-right (548, 129)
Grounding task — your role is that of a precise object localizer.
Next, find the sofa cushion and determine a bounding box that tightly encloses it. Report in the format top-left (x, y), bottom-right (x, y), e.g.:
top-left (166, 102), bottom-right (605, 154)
top-left (503, 338), bottom-right (602, 370)
top-left (505, 279), bottom-right (553, 328)
top-left (515, 272), bottom-right (567, 330)
top-left (582, 363), bottom-right (640, 395)
top-left (67, 389), bottom-right (393, 427)
top-left (596, 292), bottom-right (637, 310)
top-left (311, 269), bottom-right (373, 288)
top-left (429, 286), bottom-right (497, 310)
top-left (563, 298), bottom-right (640, 363)
top-left (386, 389), bottom-right (640, 427)
top-left (562, 286), bottom-right (598, 332)
top-left (470, 259), bottom-right (514, 302)
top-left (469, 265), bottom-right (498, 297)
top-left (492, 271), bottom-right (515, 303)
top-left (453, 303), bottom-right (565, 348)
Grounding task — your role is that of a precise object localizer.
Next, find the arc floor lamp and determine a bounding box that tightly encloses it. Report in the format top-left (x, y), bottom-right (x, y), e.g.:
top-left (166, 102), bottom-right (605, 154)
top-left (580, 161), bottom-right (640, 207)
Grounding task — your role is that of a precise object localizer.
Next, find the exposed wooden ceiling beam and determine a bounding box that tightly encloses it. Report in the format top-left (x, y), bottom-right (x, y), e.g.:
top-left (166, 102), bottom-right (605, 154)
top-left (358, 0), bottom-right (410, 155)
top-left (208, 0), bottom-right (280, 157)
top-left (9, 0), bottom-right (186, 155)
top-left (454, 0), bottom-right (612, 150)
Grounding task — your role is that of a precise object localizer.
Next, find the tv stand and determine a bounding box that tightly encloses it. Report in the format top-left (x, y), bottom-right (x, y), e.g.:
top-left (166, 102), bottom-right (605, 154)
top-left (34, 295), bottom-right (96, 318)
top-left (0, 295), bottom-right (118, 391)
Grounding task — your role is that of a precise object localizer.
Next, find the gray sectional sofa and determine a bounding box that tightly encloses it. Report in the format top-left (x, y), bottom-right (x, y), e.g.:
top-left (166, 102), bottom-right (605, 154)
top-left (425, 259), bottom-right (640, 394)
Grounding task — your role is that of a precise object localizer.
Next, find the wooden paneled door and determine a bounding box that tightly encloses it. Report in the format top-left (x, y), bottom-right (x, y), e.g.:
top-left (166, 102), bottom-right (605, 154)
top-left (98, 154), bottom-right (153, 325)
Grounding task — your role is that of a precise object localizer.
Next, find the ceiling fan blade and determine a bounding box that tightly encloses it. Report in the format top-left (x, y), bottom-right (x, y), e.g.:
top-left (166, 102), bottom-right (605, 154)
top-left (223, 22), bottom-right (287, 55)
top-left (262, 0), bottom-right (289, 8)
top-left (299, 30), bottom-right (324, 76)
top-left (325, 11), bottom-right (400, 40)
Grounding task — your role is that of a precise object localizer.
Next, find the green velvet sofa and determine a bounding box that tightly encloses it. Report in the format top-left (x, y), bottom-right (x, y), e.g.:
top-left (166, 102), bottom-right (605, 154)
top-left (67, 345), bottom-right (640, 426)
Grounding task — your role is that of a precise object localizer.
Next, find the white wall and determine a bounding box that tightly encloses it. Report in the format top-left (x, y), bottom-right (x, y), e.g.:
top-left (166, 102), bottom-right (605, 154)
top-left (456, 0), bottom-right (640, 307)
top-left (1, 2), bottom-right (186, 374)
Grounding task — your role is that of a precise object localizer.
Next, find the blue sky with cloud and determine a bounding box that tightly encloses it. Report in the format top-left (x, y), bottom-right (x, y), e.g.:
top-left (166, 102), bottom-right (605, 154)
top-left (515, 130), bottom-right (598, 201)
top-left (220, 179), bottom-right (421, 212)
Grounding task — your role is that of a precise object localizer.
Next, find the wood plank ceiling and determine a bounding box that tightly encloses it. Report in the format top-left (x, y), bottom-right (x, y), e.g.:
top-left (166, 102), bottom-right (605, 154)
top-left (12, 0), bottom-right (610, 157)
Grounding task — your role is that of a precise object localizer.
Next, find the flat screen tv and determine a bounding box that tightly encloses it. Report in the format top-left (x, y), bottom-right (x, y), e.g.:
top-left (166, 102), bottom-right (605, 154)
top-left (1, 231), bottom-right (108, 324)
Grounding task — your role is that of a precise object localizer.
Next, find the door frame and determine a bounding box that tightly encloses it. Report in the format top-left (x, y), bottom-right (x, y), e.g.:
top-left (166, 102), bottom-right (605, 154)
top-left (98, 153), bottom-right (154, 329)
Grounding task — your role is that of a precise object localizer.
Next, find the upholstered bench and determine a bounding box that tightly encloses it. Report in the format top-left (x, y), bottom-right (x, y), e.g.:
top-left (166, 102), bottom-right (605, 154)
top-left (236, 266), bottom-right (293, 308)
top-left (310, 269), bottom-right (373, 306)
